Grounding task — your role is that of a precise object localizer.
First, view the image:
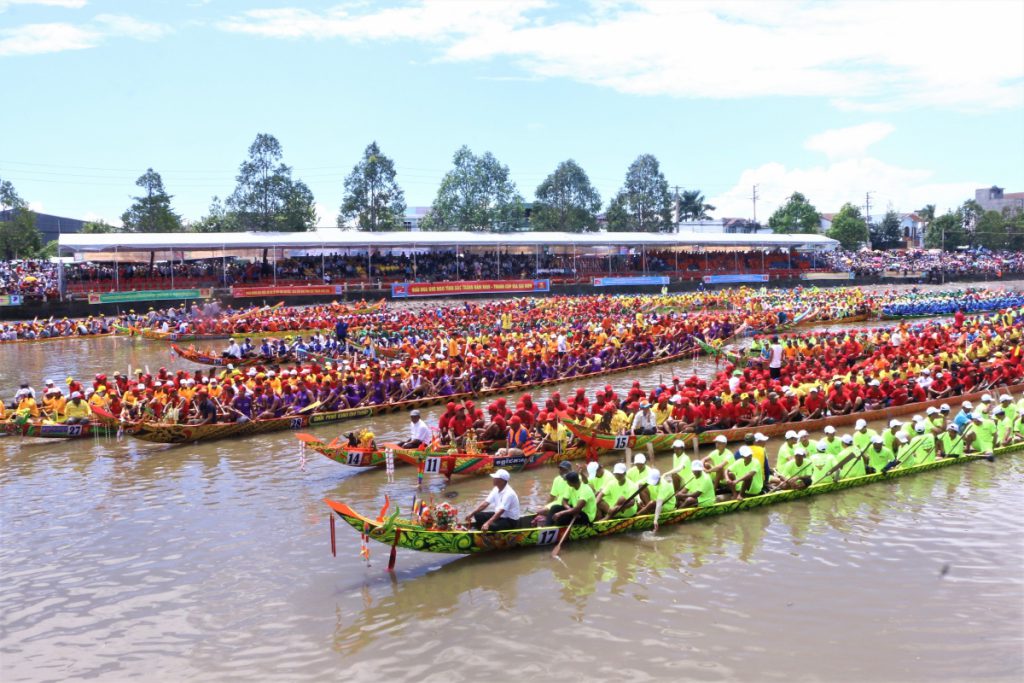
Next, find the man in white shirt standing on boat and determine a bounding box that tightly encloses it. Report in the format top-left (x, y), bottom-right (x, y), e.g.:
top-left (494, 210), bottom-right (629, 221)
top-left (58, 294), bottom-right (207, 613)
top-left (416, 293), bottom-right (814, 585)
top-left (466, 469), bottom-right (520, 532)
top-left (768, 336), bottom-right (785, 380)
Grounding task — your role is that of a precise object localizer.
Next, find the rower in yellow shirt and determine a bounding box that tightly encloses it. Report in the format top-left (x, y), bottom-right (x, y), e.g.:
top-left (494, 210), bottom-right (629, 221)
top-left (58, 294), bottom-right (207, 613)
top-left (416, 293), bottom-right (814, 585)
top-left (88, 386), bottom-right (111, 411)
top-left (42, 389), bottom-right (67, 419)
top-left (16, 390), bottom-right (41, 418)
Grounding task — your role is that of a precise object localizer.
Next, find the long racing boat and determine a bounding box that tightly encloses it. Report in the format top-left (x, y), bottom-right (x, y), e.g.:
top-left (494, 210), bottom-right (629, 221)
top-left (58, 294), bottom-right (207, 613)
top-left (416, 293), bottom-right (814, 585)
top-left (323, 441), bottom-right (1018, 556)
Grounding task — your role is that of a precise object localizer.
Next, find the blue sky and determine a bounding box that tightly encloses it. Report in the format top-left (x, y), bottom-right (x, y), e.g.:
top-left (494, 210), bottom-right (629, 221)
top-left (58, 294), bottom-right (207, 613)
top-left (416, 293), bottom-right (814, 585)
top-left (2, 0), bottom-right (1022, 226)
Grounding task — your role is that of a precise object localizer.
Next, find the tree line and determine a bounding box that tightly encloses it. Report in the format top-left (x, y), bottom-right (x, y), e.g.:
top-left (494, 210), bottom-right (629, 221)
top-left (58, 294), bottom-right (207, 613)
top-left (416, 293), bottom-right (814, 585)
top-left (68, 135), bottom-right (716, 236)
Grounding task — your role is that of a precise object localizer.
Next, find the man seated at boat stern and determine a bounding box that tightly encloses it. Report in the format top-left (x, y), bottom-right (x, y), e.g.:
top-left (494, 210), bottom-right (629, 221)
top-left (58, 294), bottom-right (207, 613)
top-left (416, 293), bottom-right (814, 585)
top-left (466, 469), bottom-right (520, 532)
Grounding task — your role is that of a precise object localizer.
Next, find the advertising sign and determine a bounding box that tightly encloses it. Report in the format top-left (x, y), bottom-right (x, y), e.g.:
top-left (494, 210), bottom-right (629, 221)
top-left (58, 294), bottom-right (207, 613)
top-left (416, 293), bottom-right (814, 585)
top-left (231, 285), bottom-right (343, 298)
top-left (593, 276), bottom-right (669, 287)
top-left (701, 274), bottom-right (770, 284)
top-left (87, 288), bottom-right (212, 304)
top-left (391, 280), bottom-right (550, 298)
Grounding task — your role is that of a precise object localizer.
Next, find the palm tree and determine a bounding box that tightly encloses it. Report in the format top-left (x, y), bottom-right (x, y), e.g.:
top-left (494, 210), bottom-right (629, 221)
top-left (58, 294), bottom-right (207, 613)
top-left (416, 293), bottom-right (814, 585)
top-left (678, 189), bottom-right (716, 221)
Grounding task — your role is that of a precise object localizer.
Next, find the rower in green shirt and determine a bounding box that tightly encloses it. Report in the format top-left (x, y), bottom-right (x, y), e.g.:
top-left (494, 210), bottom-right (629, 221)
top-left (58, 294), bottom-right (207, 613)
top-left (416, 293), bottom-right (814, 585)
top-left (852, 418), bottom-right (878, 452)
top-left (626, 453), bottom-right (650, 485)
top-left (584, 461), bottom-right (612, 494)
top-left (725, 445), bottom-right (763, 499)
top-left (705, 435), bottom-right (733, 486)
top-left (775, 431), bottom-right (799, 470)
top-left (865, 436), bottom-right (894, 472)
top-left (638, 469), bottom-right (679, 515)
top-left (670, 439), bottom-right (691, 474)
top-left (821, 426), bottom-right (843, 456)
top-left (966, 412), bottom-right (997, 454)
top-left (835, 433), bottom-right (868, 479)
top-left (808, 441), bottom-right (838, 486)
top-left (681, 460), bottom-right (717, 507)
top-left (909, 423), bottom-right (937, 464)
top-left (545, 461), bottom-right (574, 509)
top-left (938, 424), bottom-right (964, 458)
top-left (547, 472), bottom-right (597, 526)
top-left (882, 420), bottom-right (903, 452)
top-left (769, 448), bottom-right (812, 490)
top-left (596, 463), bottom-right (641, 520)
top-left (993, 407), bottom-right (1015, 447)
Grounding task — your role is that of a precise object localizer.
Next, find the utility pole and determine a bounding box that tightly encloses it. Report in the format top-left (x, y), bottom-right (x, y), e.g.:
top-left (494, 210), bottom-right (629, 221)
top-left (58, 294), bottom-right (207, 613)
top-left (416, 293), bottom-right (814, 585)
top-left (751, 184), bottom-right (759, 223)
top-left (864, 191), bottom-right (873, 224)
top-left (673, 185), bottom-right (681, 228)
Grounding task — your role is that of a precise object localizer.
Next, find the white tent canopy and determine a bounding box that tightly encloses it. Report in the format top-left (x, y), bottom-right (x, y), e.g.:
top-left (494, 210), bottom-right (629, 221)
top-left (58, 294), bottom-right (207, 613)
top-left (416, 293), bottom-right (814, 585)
top-left (59, 229), bottom-right (839, 254)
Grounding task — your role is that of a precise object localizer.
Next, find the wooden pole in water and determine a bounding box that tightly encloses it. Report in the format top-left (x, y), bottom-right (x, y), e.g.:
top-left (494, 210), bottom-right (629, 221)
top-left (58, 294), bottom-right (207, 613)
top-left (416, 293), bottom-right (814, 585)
top-left (329, 513), bottom-right (337, 557)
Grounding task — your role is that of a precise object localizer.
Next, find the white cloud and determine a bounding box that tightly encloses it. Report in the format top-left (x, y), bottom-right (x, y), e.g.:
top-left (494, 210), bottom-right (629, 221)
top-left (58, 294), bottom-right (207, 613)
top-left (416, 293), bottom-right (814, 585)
top-left (711, 125), bottom-right (980, 219)
top-left (0, 14), bottom-right (169, 56)
top-left (0, 0), bottom-right (87, 10)
top-left (217, 0), bottom-right (1024, 111)
top-left (0, 22), bottom-right (96, 55)
top-left (804, 123), bottom-right (895, 160)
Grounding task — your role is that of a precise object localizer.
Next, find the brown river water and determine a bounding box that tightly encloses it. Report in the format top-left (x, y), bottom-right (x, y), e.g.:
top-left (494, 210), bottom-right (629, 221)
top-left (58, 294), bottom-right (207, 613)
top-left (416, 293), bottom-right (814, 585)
top-left (1, 323), bottom-right (1022, 682)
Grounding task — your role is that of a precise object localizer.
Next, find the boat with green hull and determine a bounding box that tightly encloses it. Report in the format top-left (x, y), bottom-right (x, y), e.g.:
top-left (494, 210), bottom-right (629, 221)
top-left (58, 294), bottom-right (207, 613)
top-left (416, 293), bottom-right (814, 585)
top-left (325, 442), bottom-right (1019, 556)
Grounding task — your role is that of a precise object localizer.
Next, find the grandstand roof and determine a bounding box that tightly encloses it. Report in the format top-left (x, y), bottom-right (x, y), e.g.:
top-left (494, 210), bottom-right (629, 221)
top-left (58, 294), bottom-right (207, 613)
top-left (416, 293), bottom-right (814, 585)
top-left (59, 229), bottom-right (838, 253)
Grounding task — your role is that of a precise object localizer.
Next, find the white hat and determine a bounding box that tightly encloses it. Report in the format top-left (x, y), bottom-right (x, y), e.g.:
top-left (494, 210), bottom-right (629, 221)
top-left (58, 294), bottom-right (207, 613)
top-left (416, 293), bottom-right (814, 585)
top-left (824, 425), bottom-right (836, 435)
top-left (71, 391), bottom-right (82, 398)
top-left (691, 460), bottom-right (704, 472)
top-left (44, 379), bottom-right (54, 385)
top-left (841, 434), bottom-right (854, 444)
top-left (962, 401), bottom-right (973, 409)
top-left (137, 383), bottom-right (145, 390)
top-left (947, 424), bottom-right (959, 432)
top-left (855, 419), bottom-right (867, 430)
top-left (1001, 394), bottom-right (1012, 402)
top-left (798, 430), bottom-right (809, 438)
top-left (982, 394), bottom-right (993, 402)
top-left (926, 407), bottom-right (939, 415)
top-left (897, 433), bottom-right (909, 443)
top-left (754, 433), bottom-right (769, 442)
top-left (410, 410), bottom-right (420, 417)
top-left (869, 379), bottom-right (880, 386)
top-left (672, 439), bottom-right (685, 449)
top-left (714, 435), bottom-right (727, 444)
top-left (785, 430), bottom-right (798, 440)
top-left (647, 469), bottom-right (661, 486)
top-left (816, 440), bottom-right (828, 452)
top-left (915, 423), bottom-right (926, 433)
top-left (971, 412), bottom-right (983, 420)
top-left (889, 419), bottom-right (902, 428)
top-left (994, 407), bottom-right (1005, 415)
top-left (794, 448), bottom-right (807, 457)
top-left (490, 469), bottom-right (510, 482)
top-left (613, 463), bottom-right (628, 474)
top-left (871, 435), bottom-right (883, 444)
top-left (586, 461), bottom-right (599, 476)
top-left (739, 445), bottom-right (752, 457)
top-left (940, 404), bottom-right (950, 412)
top-left (633, 453), bottom-right (646, 464)
top-left (268, 371), bottom-right (276, 377)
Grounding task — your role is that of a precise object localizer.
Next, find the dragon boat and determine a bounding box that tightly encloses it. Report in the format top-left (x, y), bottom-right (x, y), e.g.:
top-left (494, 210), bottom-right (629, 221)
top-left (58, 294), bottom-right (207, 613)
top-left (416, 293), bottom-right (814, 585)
top-left (296, 433), bottom-right (585, 478)
top-left (1, 420), bottom-right (118, 439)
top-left (0, 331), bottom-right (114, 345)
top-left (169, 343), bottom-right (298, 368)
top-left (123, 339), bottom-right (720, 444)
top-left (563, 384), bottom-right (1022, 454)
top-left (323, 440), bottom-right (1019, 556)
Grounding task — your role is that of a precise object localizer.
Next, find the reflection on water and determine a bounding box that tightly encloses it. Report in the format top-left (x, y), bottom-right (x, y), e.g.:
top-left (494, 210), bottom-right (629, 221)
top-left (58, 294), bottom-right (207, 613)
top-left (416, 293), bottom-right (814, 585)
top-left (1, 335), bottom-right (1022, 682)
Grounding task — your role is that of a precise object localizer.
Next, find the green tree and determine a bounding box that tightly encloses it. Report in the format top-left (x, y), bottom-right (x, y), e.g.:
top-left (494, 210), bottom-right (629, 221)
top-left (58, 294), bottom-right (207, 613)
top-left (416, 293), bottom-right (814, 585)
top-left (421, 146), bottom-right (524, 232)
top-left (338, 142), bottom-right (406, 231)
top-left (531, 159), bottom-right (601, 232)
top-left (768, 192), bottom-right (821, 234)
top-left (607, 154), bottom-right (673, 233)
top-left (0, 176), bottom-right (41, 259)
top-left (228, 133), bottom-right (317, 232)
top-left (870, 209), bottom-right (904, 249)
top-left (189, 196), bottom-right (242, 233)
top-left (974, 210), bottom-right (1006, 250)
top-left (81, 220), bottom-right (116, 234)
top-left (604, 192), bottom-right (631, 232)
top-left (827, 202), bottom-right (870, 250)
top-left (924, 210), bottom-right (969, 250)
top-left (120, 168), bottom-right (183, 232)
top-left (677, 189), bottom-right (715, 221)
